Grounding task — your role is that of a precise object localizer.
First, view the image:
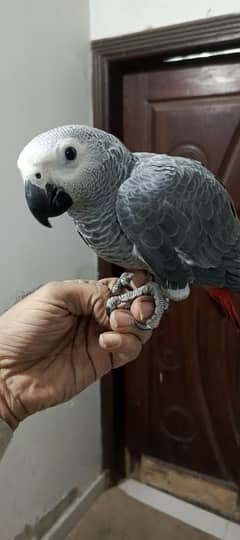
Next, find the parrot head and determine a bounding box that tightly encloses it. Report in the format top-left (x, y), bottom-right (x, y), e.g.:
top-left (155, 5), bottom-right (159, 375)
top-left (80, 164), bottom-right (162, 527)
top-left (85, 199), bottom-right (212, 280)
top-left (17, 125), bottom-right (128, 227)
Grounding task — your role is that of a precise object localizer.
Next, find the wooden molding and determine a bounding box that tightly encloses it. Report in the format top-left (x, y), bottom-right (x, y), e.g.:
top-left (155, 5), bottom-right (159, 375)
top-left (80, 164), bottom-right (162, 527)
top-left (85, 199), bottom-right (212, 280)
top-left (133, 455), bottom-right (240, 521)
top-left (92, 14), bottom-right (240, 132)
top-left (92, 14), bottom-right (240, 58)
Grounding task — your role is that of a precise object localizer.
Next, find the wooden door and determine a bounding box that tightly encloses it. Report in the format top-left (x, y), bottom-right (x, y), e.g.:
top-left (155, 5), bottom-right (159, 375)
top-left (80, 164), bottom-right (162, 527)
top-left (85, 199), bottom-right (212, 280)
top-left (122, 61), bottom-right (240, 495)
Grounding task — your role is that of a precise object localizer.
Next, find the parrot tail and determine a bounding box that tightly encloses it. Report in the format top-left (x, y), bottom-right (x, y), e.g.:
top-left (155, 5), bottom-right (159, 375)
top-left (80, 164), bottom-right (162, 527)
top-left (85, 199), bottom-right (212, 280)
top-left (206, 287), bottom-right (240, 330)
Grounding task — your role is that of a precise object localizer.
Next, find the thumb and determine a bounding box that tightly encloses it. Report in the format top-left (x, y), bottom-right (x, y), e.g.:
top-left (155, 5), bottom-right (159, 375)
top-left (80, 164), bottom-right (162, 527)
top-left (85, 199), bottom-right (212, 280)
top-left (47, 280), bottom-right (111, 326)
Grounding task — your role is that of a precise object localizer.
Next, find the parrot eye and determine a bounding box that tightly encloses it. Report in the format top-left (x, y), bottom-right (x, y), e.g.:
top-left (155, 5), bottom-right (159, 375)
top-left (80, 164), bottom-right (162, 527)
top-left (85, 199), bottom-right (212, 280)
top-left (65, 146), bottom-right (77, 161)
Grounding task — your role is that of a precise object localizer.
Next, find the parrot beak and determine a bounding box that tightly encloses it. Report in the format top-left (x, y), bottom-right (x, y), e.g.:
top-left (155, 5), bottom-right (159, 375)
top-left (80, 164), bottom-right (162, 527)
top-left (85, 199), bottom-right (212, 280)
top-left (24, 181), bottom-right (73, 228)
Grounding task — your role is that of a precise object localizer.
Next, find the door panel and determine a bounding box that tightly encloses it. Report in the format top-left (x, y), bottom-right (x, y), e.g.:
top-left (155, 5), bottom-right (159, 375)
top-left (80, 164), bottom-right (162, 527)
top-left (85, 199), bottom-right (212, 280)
top-left (123, 62), bottom-right (240, 485)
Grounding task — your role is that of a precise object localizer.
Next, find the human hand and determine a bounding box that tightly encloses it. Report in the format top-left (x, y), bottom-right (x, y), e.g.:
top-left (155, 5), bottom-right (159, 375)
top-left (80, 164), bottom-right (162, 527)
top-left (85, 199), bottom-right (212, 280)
top-left (0, 273), bottom-right (153, 429)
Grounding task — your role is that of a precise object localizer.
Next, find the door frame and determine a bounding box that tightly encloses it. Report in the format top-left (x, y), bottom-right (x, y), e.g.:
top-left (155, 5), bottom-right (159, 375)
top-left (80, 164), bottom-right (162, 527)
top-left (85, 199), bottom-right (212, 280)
top-left (92, 14), bottom-right (240, 483)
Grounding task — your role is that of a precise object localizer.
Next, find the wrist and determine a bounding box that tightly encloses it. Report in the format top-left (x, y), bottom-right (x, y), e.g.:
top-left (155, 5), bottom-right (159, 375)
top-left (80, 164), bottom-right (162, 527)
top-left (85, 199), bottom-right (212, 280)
top-left (0, 382), bottom-right (19, 430)
top-left (0, 416), bottom-right (13, 460)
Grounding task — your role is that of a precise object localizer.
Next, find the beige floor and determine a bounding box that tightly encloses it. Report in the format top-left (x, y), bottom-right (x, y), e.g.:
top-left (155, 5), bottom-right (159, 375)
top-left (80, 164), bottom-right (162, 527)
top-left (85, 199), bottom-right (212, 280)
top-left (66, 487), bottom-right (217, 540)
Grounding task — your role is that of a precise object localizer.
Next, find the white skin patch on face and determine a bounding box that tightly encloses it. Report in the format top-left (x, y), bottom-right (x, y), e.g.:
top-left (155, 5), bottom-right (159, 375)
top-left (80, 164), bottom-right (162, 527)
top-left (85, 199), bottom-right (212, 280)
top-left (17, 128), bottom-right (100, 192)
top-left (17, 135), bottom-right (57, 187)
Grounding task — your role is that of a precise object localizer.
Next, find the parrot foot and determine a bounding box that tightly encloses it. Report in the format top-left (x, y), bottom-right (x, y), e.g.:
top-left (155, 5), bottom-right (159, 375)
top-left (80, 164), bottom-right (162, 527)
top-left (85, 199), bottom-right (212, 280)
top-left (106, 274), bottom-right (169, 330)
top-left (111, 272), bottom-right (135, 295)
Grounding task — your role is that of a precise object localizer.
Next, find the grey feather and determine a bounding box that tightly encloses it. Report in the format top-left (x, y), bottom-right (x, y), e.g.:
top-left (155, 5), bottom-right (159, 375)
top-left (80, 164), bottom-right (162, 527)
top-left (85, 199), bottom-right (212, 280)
top-left (116, 154), bottom-right (240, 290)
top-left (18, 125), bottom-right (240, 293)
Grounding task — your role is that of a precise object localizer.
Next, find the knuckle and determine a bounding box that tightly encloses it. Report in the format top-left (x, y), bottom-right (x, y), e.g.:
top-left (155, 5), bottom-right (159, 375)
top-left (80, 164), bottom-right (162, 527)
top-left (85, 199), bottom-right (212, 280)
top-left (41, 281), bottom-right (60, 296)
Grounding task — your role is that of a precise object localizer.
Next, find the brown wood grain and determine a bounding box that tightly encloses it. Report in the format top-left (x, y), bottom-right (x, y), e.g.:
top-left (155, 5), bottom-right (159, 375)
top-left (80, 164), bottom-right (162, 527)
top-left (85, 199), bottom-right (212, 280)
top-left (134, 455), bottom-right (240, 520)
top-left (92, 15), bottom-right (240, 489)
top-left (123, 62), bottom-right (240, 486)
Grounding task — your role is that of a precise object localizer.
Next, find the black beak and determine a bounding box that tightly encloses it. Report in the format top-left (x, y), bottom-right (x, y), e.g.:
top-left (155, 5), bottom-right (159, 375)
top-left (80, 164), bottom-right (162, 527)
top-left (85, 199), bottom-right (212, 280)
top-left (24, 182), bottom-right (73, 228)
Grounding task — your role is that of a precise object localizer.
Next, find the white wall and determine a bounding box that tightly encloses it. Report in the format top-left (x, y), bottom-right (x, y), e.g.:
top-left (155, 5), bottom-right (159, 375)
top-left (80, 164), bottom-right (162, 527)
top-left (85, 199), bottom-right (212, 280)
top-left (90, 0), bottom-right (240, 39)
top-left (0, 2), bottom-right (101, 539)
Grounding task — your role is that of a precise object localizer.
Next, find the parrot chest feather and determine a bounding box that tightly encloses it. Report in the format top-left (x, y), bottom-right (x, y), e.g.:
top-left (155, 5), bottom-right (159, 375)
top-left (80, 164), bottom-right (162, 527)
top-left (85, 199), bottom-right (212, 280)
top-left (74, 209), bottom-right (147, 269)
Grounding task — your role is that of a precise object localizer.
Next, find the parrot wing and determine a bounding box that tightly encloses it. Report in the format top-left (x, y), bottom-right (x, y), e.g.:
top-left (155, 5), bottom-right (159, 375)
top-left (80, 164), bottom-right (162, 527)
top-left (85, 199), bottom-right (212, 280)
top-left (116, 154), bottom-right (240, 289)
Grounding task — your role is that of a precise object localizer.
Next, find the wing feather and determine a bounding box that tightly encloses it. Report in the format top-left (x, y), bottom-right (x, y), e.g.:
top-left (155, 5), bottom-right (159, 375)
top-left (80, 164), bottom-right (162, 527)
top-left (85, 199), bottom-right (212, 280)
top-left (116, 154), bottom-right (240, 287)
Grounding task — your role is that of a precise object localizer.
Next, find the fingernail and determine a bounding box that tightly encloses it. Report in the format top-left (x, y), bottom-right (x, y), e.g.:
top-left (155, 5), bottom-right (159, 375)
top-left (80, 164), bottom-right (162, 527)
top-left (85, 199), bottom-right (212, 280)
top-left (111, 311), bottom-right (134, 328)
top-left (100, 333), bottom-right (122, 349)
top-left (138, 301), bottom-right (154, 321)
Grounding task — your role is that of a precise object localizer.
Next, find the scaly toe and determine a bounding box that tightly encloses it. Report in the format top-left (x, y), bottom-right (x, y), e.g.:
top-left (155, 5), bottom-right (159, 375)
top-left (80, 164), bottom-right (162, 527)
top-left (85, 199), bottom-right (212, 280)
top-left (134, 282), bottom-right (169, 330)
top-left (111, 272), bottom-right (135, 295)
top-left (106, 289), bottom-right (135, 316)
top-left (106, 281), bottom-right (169, 330)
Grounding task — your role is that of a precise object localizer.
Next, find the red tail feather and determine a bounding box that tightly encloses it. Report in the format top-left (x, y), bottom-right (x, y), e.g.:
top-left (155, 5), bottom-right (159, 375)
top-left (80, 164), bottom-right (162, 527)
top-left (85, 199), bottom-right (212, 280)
top-left (206, 288), bottom-right (240, 330)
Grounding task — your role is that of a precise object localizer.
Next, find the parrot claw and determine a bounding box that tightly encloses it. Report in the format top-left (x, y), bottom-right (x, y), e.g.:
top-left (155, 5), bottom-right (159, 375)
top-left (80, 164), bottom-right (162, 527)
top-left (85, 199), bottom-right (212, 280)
top-left (111, 272), bottom-right (135, 295)
top-left (106, 274), bottom-right (169, 330)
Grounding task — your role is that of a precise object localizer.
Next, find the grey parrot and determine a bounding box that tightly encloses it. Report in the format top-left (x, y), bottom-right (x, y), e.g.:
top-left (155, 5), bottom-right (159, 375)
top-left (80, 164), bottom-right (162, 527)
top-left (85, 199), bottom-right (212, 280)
top-left (17, 125), bottom-right (240, 330)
